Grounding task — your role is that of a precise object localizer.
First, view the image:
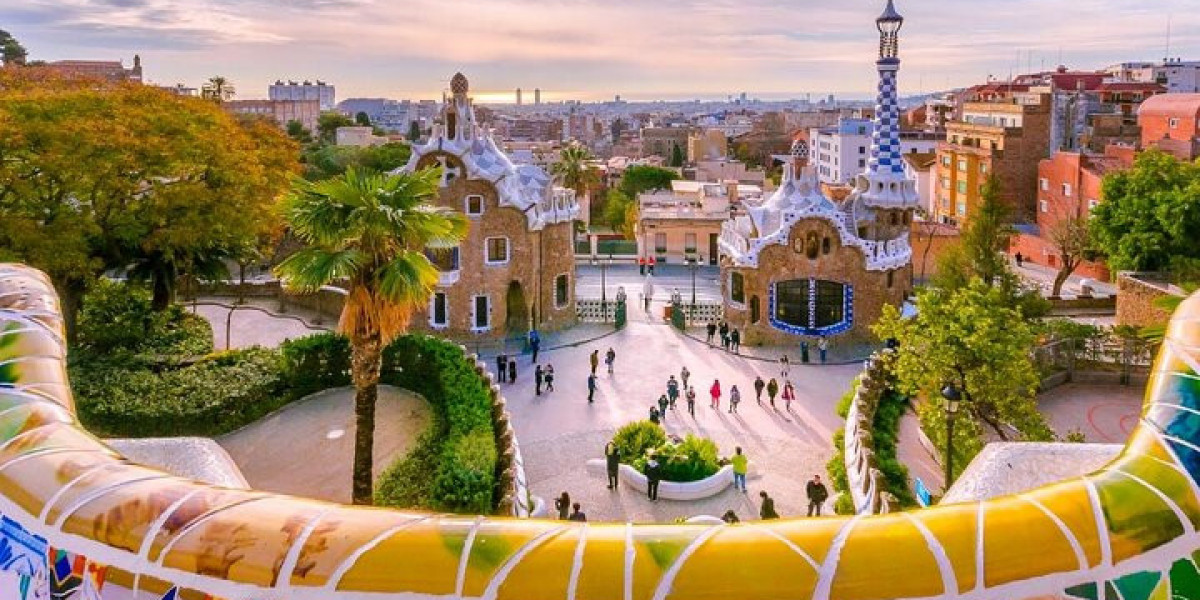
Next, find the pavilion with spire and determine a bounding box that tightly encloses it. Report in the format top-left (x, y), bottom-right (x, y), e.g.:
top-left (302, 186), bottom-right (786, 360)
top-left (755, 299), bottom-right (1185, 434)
top-left (717, 0), bottom-right (916, 346)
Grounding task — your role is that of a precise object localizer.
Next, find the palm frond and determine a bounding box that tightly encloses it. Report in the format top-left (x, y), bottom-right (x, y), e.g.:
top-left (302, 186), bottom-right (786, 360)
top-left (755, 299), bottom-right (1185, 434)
top-left (275, 247), bottom-right (365, 294)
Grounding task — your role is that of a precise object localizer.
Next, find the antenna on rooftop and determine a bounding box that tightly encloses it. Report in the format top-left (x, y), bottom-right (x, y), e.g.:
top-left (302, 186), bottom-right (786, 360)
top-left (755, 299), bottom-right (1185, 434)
top-left (1165, 14), bottom-right (1173, 62)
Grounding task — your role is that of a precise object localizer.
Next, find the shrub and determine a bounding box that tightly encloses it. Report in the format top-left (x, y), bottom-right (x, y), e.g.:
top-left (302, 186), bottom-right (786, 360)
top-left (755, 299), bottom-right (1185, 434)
top-left (280, 333), bottom-right (351, 396)
top-left (73, 347), bottom-right (285, 437)
top-left (835, 376), bottom-right (861, 419)
top-left (77, 280), bottom-right (213, 357)
top-left (612, 420), bottom-right (667, 464)
top-left (626, 432), bottom-right (721, 483)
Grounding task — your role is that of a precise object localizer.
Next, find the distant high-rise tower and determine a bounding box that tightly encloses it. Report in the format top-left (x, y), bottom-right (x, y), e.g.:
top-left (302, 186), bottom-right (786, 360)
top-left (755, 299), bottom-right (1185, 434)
top-left (535, 88), bottom-right (541, 105)
top-left (516, 88), bottom-right (523, 105)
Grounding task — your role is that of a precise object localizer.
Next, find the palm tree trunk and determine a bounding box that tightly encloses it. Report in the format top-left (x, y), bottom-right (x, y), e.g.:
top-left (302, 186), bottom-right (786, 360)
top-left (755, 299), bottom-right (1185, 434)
top-left (350, 329), bottom-right (382, 505)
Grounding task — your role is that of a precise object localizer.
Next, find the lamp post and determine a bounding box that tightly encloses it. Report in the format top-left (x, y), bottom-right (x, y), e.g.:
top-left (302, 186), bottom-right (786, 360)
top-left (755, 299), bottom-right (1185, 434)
top-left (686, 253), bottom-right (703, 324)
top-left (940, 382), bottom-right (967, 490)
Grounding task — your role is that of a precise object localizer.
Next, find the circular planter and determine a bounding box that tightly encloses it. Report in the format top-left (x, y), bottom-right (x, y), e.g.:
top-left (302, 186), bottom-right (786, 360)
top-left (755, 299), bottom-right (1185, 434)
top-left (585, 459), bottom-right (758, 501)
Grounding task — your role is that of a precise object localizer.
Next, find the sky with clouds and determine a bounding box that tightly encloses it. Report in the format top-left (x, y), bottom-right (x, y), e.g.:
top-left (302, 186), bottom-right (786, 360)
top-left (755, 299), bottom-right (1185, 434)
top-left (3, 0), bottom-right (1198, 102)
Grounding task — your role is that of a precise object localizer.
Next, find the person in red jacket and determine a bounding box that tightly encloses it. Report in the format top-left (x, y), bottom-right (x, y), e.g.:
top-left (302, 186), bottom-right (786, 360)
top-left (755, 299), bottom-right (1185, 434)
top-left (709, 379), bottom-right (722, 409)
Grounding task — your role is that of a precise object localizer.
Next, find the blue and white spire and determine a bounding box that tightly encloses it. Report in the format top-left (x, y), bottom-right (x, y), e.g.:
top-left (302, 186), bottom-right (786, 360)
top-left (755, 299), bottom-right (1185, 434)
top-left (853, 0), bottom-right (918, 209)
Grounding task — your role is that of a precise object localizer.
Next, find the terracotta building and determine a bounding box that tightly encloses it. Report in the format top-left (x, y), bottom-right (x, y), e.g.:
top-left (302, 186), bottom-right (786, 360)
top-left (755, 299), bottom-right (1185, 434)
top-left (1009, 146), bottom-right (1134, 282)
top-left (718, 0), bottom-right (914, 346)
top-left (934, 93), bottom-right (1052, 225)
top-left (1138, 93), bottom-right (1200, 161)
top-left (44, 55), bottom-right (143, 82)
top-left (223, 99), bottom-right (321, 134)
top-left (402, 74), bottom-right (580, 339)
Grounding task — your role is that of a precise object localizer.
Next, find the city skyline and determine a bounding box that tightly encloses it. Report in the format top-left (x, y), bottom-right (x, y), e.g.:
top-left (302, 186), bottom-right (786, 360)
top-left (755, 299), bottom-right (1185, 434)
top-left (4, 0), bottom-right (1199, 101)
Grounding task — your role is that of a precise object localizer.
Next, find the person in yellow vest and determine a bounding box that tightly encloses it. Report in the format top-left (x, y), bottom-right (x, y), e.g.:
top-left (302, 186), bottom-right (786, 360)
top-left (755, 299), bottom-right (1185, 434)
top-left (731, 446), bottom-right (748, 493)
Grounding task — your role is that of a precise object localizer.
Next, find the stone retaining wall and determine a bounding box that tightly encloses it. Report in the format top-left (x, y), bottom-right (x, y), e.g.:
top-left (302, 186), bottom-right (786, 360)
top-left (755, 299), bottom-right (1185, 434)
top-left (1117, 272), bottom-right (1186, 328)
top-left (843, 352), bottom-right (900, 515)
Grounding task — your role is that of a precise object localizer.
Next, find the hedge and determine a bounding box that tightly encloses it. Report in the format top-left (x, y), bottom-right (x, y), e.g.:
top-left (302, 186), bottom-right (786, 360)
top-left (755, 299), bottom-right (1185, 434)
top-left (825, 376), bottom-right (918, 515)
top-left (71, 318), bottom-right (500, 513)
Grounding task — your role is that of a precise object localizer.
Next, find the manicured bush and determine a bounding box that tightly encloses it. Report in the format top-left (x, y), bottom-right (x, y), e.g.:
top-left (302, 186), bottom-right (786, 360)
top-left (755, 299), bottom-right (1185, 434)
top-left (280, 333), bottom-right (351, 396)
top-left (612, 420), bottom-right (667, 464)
top-left (643, 435), bottom-right (720, 483)
top-left (77, 280), bottom-right (213, 357)
top-left (73, 348), bottom-right (285, 437)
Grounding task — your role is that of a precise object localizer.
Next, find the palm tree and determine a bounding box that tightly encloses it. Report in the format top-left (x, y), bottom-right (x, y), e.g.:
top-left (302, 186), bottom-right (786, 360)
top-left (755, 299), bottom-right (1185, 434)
top-left (275, 168), bottom-right (468, 505)
top-left (202, 76), bottom-right (235, 103)
top-left (551, 144), bottom-right (600, 200)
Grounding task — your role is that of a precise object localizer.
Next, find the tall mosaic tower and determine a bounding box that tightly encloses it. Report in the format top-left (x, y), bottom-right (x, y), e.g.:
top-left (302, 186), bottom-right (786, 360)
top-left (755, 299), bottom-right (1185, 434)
top-left (852, 0), bottom-right (918, 212)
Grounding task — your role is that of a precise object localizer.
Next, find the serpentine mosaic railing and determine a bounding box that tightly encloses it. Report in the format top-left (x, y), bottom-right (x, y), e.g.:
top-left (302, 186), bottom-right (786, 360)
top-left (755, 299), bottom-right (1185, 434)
top-left (3, 261), bottom-right (1200, 600)
top-left (843, 355), bottom-right (900, 515)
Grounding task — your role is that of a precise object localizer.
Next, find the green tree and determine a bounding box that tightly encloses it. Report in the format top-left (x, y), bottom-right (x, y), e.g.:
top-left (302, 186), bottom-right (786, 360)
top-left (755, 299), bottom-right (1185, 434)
top-left (0, 30), bottom-right (28, 66)
top-left (408, 121), bottom-right (422, 142)
top-left (286, 120), bottom-right (314, 144)
top-left (874, 281), bottom-right (1053, 479)
top-left (318, 111), bottom-right (355, 143)
top-left (619, 165), bottom-right (679, 197)
top-left (302, 143), bottom-right (412, 181)
top-left (603, 189), bottom-right (638, 238)
top-left (1092, 149), bottom-right (1200, 274)
top-left (201, 76), bottom-right (235, 102)
top-left (934, 178), bottom-right (1048, 318)
top-left (355, 111), bottom-right (371, 127)
top-left (550, 144), bottom-right (600, 200)
top-left (275, 168), bottom-right (468, 505)
top-left (669, 143), bottom-right (685, 167)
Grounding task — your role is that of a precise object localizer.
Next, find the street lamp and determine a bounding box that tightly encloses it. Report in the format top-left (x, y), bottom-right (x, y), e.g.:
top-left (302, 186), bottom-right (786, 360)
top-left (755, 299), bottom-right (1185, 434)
top-left (591, 254), bottom-right (612, 322)
top-left (686, 253), bottom-right (703, 324)
top-left (940, 382), bottom-right (967, 490)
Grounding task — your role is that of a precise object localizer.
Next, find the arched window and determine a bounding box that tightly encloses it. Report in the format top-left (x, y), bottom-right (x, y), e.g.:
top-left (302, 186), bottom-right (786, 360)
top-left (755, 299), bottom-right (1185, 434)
top-left (822, 236), bottom-right (831, 255)
top-left (770, 279), bottom-right (852, 335)
top-left (887, 270), bottom-right (894, 288)
top-left (750, 296), bottom-right (760, 324)
top-left (805, 232), bottom-right (820, 260)
top-left (730, 272), bottom-right (745, 304)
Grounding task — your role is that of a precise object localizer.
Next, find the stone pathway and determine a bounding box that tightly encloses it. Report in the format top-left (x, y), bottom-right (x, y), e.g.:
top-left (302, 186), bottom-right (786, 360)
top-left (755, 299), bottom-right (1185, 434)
top-left (1040, 382), bottom-right (1143, 443)
top-left (218, 386), bottom-right (430, 504)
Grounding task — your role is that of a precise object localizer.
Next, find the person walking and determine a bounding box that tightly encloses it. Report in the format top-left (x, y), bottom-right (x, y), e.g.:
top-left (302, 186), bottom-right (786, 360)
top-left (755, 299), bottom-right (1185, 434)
top-left (535, 365), bottom-right (544, 396)
top-left (731, 447), bottom-right (748, 493)
top-left (1015, 252), bottom-right (1025, 268)
top-left (649, 405), bottom-right (661, 425)
top-left (801, 341), bottom-right (810, 363)
top-left (666, 375), bottom-right (680, 409)
top-left (706, 321), bottom-right (717, 345)
top-left (766, 378), bottom-right (779, 409)
top-left (753, 376), bottom-right (765, 404)
top-left (782, 380), bottom-right (795, 411)
top-left (590, 349), bottom-right (600, 375)
top-left (545, 364), bottom-right (555, 392)
top-left (819, 337), bottom-right (829, 364)
top-left (719, 321), bottom-right (730, 349)
top-left (508, 356), bottom-right (517, 384)
top-left (646, 454), bottom-right (662, 501)
top-left (685, 386), bottom-right (696, 417)
top-left (730, 329), bottom-right (741, 353)
top-left (496, 353), bottom-right (507, 383)
top-left (657, 394), bottom-right (670, 417)
top-left (780, 354), bottom-right (791, 379)
top-left (605, 347), bottom-right (616, 374)
top-left (568, 502), bottom-right (587, 522)
top-left (604, 441), bottom-right (621, 489)
top-left (759, 491), bottom-right (779, 520)
top-left (709, 379), bottom-right (722, 410)
top-left (729, 385), bottom-right (741, 414)
top-left (529, 330), bottom-right (541, 364)
top-left (680, 366), bottom-right (691, 390)
top-left (555, 491), bottom-right (571, 520)
top-left (587, 373), bottom-right (597, 404)
top-left (806, 475), bottom-right (829, 516)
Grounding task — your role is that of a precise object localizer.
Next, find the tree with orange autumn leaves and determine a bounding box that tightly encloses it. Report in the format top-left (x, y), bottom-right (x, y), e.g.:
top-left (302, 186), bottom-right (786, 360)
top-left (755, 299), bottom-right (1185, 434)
top-left (0, 70), bottom-right (299, 341)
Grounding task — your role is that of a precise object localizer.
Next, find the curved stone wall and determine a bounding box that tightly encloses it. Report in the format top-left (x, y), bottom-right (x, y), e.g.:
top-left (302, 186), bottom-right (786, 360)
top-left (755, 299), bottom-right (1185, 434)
top-left (4, 261), bottom-right (1200, 600)
top-left (842, 354), bottom-right (899, 515)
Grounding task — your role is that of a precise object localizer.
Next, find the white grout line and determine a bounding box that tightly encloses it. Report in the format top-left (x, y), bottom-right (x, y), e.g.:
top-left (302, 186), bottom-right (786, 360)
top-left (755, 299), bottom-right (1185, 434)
top-left (649, 524), bottom-right (724, 600)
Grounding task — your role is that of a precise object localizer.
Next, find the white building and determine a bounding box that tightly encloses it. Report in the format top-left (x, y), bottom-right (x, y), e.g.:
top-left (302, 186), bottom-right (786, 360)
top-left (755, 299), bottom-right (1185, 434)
top-left (335, 126), bottom-right (388, 147)
top-left (1106, 59), bottom-right (1200, 93)
top-left (269, 80), bottom-right (336, 111)
top-left (810, 117), bottom-right (940, 185)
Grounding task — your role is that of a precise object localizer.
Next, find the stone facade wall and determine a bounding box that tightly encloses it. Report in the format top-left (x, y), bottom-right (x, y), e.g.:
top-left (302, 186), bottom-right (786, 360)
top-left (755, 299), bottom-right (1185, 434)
top-left (1117, 273), bottom-right (1185, 328)
top-left (407, 152), bottom-right (577, 339)
top-left (721, 219), bottom-right (909, 347)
